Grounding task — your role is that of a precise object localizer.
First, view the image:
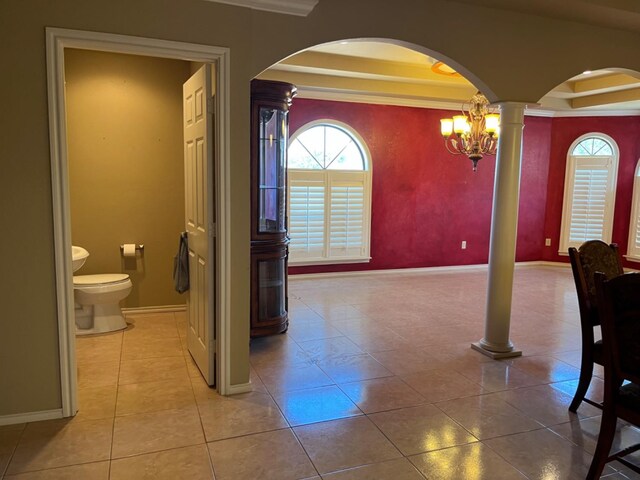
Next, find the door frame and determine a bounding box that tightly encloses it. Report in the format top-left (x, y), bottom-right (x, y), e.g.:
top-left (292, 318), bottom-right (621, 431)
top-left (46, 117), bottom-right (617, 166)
top-left (46, 27), bottom-right (233, 417)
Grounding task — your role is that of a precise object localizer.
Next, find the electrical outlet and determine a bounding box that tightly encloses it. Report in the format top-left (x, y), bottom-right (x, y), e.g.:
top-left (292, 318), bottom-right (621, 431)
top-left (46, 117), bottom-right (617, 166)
top-left (461, 241), bottom-right (467, 249)
top-left (545, 238), bottom-right (551, 246)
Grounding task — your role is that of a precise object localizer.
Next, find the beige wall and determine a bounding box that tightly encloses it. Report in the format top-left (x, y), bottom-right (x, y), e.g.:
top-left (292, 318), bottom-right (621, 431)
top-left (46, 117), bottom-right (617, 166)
top-left (2, 0), bottom-right (640, 417)
top-left (65, 49), bottom-right (190, 308)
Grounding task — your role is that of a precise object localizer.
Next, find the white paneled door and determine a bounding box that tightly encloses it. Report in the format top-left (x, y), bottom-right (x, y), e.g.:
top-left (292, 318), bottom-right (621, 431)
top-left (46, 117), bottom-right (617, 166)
top-left (183, 66), bottom-right (216, 386)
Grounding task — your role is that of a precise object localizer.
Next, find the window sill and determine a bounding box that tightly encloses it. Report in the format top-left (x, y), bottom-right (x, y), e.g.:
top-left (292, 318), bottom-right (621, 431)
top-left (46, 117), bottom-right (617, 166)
top-left (289, 257), bottom-right (371, 267)
top-left (557, 251), bottom-right (569, 256)
top-left (624, 255), bottom-right (640, 263)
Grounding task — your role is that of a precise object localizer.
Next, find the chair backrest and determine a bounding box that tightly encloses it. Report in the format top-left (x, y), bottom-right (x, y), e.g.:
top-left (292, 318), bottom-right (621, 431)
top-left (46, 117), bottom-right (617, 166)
top-left (595, 272), bottom-right (640, 385)
top-left (569, 240), bottom-right (624, 321)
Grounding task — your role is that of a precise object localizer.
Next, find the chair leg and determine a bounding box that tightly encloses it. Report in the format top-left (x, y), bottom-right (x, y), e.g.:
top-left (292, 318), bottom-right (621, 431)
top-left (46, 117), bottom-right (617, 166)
top-left (586, 410), bottom-right (617, 480)
top-left (569, 351), bottom-right (594, 412)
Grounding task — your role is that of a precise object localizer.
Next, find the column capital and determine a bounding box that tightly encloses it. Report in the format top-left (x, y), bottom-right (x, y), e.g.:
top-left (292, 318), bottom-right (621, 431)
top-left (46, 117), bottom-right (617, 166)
top-left (495, 102), bottom-right (529, 124)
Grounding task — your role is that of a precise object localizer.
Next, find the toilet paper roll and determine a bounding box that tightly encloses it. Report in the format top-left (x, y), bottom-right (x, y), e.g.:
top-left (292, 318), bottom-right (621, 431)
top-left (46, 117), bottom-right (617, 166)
top-left (123, 244), bottom-right (137, 257)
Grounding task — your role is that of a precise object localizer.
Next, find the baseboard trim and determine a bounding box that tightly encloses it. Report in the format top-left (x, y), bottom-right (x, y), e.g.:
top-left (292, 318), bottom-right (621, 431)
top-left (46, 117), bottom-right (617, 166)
top-left (0, 408), bottom-right (63, 426)
top-left (122, 304), bottom-right (187, 315)
top-left (289, 260), bottom-right (570, 280)
top-left (227, 382), bottom-right (253, 395)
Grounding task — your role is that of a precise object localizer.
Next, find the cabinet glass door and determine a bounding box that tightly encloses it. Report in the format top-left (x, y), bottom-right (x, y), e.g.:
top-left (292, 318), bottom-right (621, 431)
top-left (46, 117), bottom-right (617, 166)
top-left (258, 107), bottom-right (287, 233)
top-left (257, 257), bottom-right (286, 320)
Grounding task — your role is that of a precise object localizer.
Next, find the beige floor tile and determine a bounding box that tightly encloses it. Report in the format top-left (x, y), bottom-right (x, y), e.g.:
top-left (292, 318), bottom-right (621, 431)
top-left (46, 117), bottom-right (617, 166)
top-left (76, 384), bottom-right (117, 420)
top-left (250, 335), bottom-right (312, 368)
top-left (455, 360), bottom-right (543, 392)
top-left (485, 428), bottom-right (615, 479)
top-left (111, 444), bottom-right (213, 480)
top-left (550, 416), bottom-right (640, 455)
top-left (401, 368), bottom-right (484, 403)
top-left (197, 391), bottom-right (288, 442)
top-left (286, 321), bottom-right (343, 343)
top-left (498, 384), bottom-right (601, 427)
top-left (272, 385), bottom-right (362, 426)
top-left (338, 376), bottom-right (425, 413)
top-left (112, 406), bottom-right (205, 458)
top-left (369, 349), bottom-right (445, 376)
top-left (330, 318), bottom-right (386, 337)
top-left (288, 306), bottom-right (325, 323)
top-left (121, 335), bottom-right (183, 360)
top-left (249, 365), bottom-right (268, 393)
top-left (550, 375), bottom-right (605, 406)
top-left (0, 424), bottom-right (25, 476)
top-left (601, 473), bottom-right (638, 479)
top-left (184, 354), bottom-right (208, 380)
top-left (118, 355), bottom-right (189, 385)
top-left (253, 360), bottom-right (334, 393)
top-left (317, 353), bottom-right (393, 384)
top-left (309, 304), bottom-right (366, 322)
top-left (124, 323), bottom-right (180, 341)
top-left (322, 458), bottom-right (425, 479)
top-left (3, 461), bottom-right (109, 479)
top-left (125, 313), bottom-right (178, 331)
top-left (7, 418), bottom-right (113, 474)
top-left (345, 330), bottom-right (413, 353)
top-left (116, 377), bottom-right (195, 416)
top-left (409, 443), bottom-right (528, 480)
top-left (293, 416), bottom-right (402, 475)
top-left (191, 377), bottom-right (226, 403)
top-left (612, 456), bottom-right (640, 479)
top-left (369, 404), bottom-right (478, 456)
top-left (553, 349), bottom-right (605, 378)
top-left (297, 337), bottom-right (363, 362)
top-left (77, 361), bottom-right (120, 389)
top-left (507, 355), bottom-right (582, 383)
top-left (208, 428), bottom-right (317, 480)
top-left (436, 392), bottom-right (544, 440)
top-left (75, 334), bottom-right (123, 365)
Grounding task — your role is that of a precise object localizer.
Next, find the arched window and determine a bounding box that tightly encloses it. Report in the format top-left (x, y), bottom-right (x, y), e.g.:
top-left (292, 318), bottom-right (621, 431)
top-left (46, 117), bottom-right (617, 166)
top-left (287, 121), bottom-right (372, 265)
top-left (627, 159), bottom-right (640, 261)
top-left (559, 133), bottom-right (619, 253)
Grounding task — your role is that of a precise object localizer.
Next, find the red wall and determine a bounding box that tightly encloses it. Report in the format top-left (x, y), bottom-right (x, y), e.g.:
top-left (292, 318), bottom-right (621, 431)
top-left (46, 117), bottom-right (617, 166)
top-left (288, 99), bottom-right (553, 274)
top-left (541, 116), bottom-right (640, 267)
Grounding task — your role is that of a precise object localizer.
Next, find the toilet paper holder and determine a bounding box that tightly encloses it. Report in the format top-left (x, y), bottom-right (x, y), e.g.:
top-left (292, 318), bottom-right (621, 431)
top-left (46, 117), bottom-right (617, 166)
top-left (120, 244), bottom-right (144, 254)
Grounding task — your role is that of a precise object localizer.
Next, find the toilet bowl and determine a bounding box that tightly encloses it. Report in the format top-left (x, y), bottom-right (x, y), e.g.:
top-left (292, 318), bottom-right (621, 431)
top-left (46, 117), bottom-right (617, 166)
top-left (73, 273), bottom-right (132, 335)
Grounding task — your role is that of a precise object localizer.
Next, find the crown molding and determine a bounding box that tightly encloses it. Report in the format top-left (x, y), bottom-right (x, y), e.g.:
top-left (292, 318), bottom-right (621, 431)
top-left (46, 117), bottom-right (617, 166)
top-left (204, 0), bottom-right (318, 16)
top-left (296, 87), bottom-right (465, 111)
top-left (551, 109), bottom-right (640, 117)
top-left (296, 87), bottom-right (640, 118)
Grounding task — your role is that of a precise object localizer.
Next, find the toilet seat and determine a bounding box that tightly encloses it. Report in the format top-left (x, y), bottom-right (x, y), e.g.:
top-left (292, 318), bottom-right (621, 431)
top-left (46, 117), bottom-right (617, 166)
top-left (73, 273), bottom-right (130, 286)
top-left (73, 274), bottom-right (132, 298)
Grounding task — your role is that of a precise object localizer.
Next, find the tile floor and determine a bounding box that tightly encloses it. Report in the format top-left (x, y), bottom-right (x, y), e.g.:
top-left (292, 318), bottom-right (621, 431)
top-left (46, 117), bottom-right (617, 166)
top-left (1, 266), bottom-right (640, 479)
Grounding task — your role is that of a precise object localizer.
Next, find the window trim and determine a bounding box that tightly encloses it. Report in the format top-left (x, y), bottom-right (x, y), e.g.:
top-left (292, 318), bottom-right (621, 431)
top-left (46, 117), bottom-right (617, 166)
top-left (287, 119), bottom-right (372, 266)
top-left (626, 158), bottom-right (640, 262)
top-left (558, 132), bottom-right (619, 256)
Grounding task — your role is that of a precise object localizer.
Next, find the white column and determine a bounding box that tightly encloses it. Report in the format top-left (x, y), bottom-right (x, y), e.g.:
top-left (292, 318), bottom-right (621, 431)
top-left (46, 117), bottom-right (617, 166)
top-left (471, 102), bottom-right (527, 359)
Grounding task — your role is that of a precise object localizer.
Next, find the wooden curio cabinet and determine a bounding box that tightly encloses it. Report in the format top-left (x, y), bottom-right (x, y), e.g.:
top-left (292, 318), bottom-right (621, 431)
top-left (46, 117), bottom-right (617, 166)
top-left (250, 79), bottom-right (296, 337)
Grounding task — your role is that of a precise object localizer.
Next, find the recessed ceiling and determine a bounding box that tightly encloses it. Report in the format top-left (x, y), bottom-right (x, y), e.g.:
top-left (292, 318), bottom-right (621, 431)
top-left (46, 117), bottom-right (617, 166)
top-left (259, 41), bottom-right (640, 115)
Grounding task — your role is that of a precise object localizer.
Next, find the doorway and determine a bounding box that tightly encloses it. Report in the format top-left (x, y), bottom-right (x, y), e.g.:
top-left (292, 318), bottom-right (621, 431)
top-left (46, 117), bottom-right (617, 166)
top-left (46, 28), bottom-right (232, 417)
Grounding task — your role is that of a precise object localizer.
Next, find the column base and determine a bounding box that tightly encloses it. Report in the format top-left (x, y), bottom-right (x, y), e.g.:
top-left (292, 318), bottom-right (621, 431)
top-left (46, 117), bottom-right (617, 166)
top-left (471, 342), bottom-right (522, 359)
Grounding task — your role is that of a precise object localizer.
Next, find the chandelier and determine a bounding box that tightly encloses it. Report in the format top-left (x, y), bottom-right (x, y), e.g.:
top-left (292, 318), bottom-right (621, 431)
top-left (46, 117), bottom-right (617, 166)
top-left (440, 92), bottom-right (500, 171)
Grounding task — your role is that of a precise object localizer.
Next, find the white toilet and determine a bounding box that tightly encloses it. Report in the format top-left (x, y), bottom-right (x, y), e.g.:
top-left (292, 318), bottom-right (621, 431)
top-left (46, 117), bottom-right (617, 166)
top-left (72, 246), bottom-right (132, 335)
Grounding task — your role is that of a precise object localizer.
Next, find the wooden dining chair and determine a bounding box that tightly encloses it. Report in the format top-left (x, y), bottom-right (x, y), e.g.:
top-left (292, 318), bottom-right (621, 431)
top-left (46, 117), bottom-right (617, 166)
top-left (568, 240), bottom-right (624, 413)
top-left (586, 272), bottom-right (640, 479)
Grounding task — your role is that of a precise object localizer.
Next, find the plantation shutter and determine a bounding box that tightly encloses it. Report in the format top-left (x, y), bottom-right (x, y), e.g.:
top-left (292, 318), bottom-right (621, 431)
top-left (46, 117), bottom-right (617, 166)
top-left (567, 156), bottom-right (614, 247)
top-left (628, 170), bottom-right (640, 259)
top-left (288, 171), bottom-right (326, 260)
top-left (328, 173), bottom-right (366, 258)
top-left (634, 208), bottom-right (640, 253)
